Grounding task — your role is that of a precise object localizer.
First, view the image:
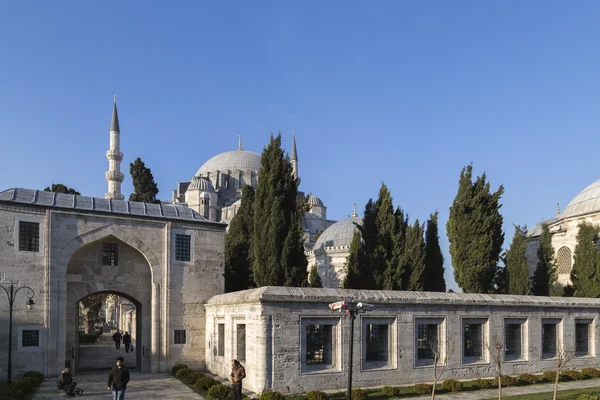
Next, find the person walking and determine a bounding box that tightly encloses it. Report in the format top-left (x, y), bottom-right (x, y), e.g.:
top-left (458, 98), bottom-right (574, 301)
top-left (107, 356), bottom-right (130, 400)
top-left (112, 330), bottom-right (122, 350)
top-left (123, 332), bottom-right (132, 353)
top-left (229, 359), bottom-right (246, 400)
top-left (57, 365), bottom-right (78, 397)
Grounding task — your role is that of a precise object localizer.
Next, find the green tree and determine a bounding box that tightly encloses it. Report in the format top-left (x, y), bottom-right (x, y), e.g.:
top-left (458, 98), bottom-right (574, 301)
top-left (404, 220), bottom-right (427, 291)
top-left (252, 133), bottom-right (307, 287)
top-left (224, 185), bottom-right (256, 293)
top-left (308, 264), bottom-right (323, 288)
top-left (423, 212), bottom-right (446, 292)
top-left (129, 157), bottom-right (160, 203)
top-left (571, 222), bottom-right (600, 297)
top-left (343, 231), bottom-right (364, 289)
top-left (353, 199), bottom-right (378, 289)
top-left (374, 183), bottom-right (397, 290)
top-left (531, 223), bottom-right (557, 296)
top-left (44, 184), bottom-right (81, 195)
top-left (505, 225), bottom-right (530, 295)
top-left (447, 164), bottom-right (505, 293)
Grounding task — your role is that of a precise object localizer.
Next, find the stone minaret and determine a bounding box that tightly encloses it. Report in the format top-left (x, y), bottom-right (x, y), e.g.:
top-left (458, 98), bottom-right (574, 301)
top-left (291, 131), bottom-right (298, 180)
top-left (105, 95), bottom-right (124, 200)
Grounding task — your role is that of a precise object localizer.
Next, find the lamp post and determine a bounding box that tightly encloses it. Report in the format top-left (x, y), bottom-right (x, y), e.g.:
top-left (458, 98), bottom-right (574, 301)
top-left (0, 281), bottom-right (35, 383)
top-left (329, 301), bottom-right (374, 400)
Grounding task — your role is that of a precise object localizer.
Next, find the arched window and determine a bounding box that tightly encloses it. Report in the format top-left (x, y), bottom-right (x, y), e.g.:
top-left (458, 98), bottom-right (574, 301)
top-left (556, 246), bottom-right (572, 274)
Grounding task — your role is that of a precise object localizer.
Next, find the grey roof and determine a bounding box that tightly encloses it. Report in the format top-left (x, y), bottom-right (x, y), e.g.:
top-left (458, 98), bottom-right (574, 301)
top-left (188, 176), bottom-right (214, 192)
top-left (307, 195), bottom-right (323, 207)
top-left (196, 149), bottom-right (262, 177)
top-left (0, 188), bottom-right (222, 224)
top-left (561, 179), bottom-right (600, 219)
top-left (527, 218), bottom-right (558, 237)
top-left (291, 134), bottom-right (298, 161)
top-left (206, 286), bottom-right (600, 308)
top-left (110, 97), bottom-right (120, 133)
top-left (314, 216), bottom-right (362, 249)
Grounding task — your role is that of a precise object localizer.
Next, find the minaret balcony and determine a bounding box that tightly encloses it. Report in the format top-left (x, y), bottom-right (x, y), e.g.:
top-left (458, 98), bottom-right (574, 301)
top-left (106, 150), bottom-right (123, 161)
top-left (105, 171), bottom-right (124, 182)
top-left (105, 193), bottom-right (125, 200)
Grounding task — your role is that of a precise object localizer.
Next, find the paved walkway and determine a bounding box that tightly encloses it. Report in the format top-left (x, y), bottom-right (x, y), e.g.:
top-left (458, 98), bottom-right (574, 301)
top-left (79, 332), bottom-right (136, 371)
top-left (33, 371), bottom-right (202, 400)
top-left (396, 378), bottom-right (600, 399)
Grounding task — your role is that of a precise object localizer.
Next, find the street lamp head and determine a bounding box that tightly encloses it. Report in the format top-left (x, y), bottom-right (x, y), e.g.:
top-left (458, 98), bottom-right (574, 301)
top-left (26, 298), bottom-right (35, 310)
top-left (356, 302), bottom-right (375, 312)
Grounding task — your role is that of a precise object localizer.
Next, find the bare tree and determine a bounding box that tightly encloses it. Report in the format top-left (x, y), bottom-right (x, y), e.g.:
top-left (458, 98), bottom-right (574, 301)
top-left (483, 334), bottom-right (504, 400)
top-left (552, 347), bottom-right (576, 400)
top-left (429, 338), bottom-right (454, 399)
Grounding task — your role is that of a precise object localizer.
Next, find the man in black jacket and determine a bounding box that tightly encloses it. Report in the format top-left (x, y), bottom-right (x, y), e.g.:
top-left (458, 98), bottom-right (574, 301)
top-left (107, 356), bottom-right (130, 400)
top-left (58, 366), bottom-right (77, 397)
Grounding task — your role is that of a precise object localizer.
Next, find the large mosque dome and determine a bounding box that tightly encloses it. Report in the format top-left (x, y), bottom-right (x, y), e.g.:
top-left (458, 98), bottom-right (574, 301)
top-left (561, 179), bottom-right (600, 219)
top-left (314, 216), bottom-right (362, 249)
top-left (195, 149), bottom-right (262, 177)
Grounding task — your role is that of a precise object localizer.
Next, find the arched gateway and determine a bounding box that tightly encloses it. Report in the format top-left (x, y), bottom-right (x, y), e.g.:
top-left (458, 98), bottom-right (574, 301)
top-left (0, 188), bottom-right (226, 379)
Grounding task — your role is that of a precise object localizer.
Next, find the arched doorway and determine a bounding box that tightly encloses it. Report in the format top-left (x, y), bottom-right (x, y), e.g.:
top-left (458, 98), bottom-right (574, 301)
top-left (65, 235), bottom-right (152, 374)
top-left (76, 291), bottom-right (142, 371)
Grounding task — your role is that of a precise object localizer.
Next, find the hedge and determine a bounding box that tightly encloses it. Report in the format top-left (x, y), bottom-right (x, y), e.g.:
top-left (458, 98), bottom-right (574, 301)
top-left (208, 384), bottom-right (235, 400)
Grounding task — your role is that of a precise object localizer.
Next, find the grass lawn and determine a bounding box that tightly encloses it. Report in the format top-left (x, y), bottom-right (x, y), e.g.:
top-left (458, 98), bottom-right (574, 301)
top-left (499, 386), bottom-right (600, 400)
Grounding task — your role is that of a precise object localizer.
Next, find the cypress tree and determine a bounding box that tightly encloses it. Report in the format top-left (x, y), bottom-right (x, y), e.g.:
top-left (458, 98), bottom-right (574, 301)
top-left (129, 157), bottom-right (160, 203)
top-left (374, 183), bottom-right (397, 290)
top-left (44, 184), bottom-right (81, 195)
top-left (423, 211), bottom-right (446, 292)
top-left (571, 222), bottom-right (600, 297)
top-left (404, 220), bottom-right (427, 291)
top-left (224, 185), bottom-right (255, 292)
top-left (531, 223), bottom-right (557, 296)
top-left (343, 231), bottom-right (363, 289)
top-left (355, 199), bottom-right (378, 289)
top-left (389, 207), bottom-right (409, 290)
top-left (505, 225), bottom-right (530, 295)
top-left (252, 133), bottom-right (306, 287)
top-left (308, 264), bottom-right (323, 288)
top-left (447, 164), bottom-right (505, 293)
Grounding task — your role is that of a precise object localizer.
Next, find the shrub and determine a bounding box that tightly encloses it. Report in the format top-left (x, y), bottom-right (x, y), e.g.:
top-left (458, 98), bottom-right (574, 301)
top-left (578, 395), bottom-right (600, 400)
top-left (9, 380), bottom-right (33, 395)
top-left (473, 379), bottom-right (494, 389)
top-left (441, 379), bottom-right (463, 392)
top-left (350, 389), bottom-right (367, 400)
top-left (0, 396), bottom-right (17, 400)
top-left (23, 371), bottom-right (44, 383)
top-left (196, 377), bottom-right (220, 391)
top-left (175, 368), bottom-right (192, 380)
top-left (78, 333), bottom-right (100, 343)
top-left (21, 377), bottom-right (41, 388)
top-left (8, 389), bottom-right (24, 400)
top-left (186, 372), bottom-right (204, 385)
top-left (306, 391), bottom-right (329, 400)
top-left (381, 387), bottom-right (402, 397)
top-left (583, 368), bottom-right (600, 378)
top-left (518, 373), bottom-right (539, 385)
top-left (259, 391), bottom-right (285, 400)
top-left (171, 364), bottom-right (189, 376)
top-left (413, 384), bottom-right (433, 395)
top-left (492, 375), bottom-right (517, 387)
top-left (208, 384), bottom-right (235, 400)
top-left (562, 370), bottom-right (585, 380)
top-left (542, 371), bottom-right (557, 382)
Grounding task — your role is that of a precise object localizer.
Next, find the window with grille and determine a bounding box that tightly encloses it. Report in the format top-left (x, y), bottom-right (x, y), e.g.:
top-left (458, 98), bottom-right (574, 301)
top-left (463, 323), bottom-right (483, 359)
top-left (417, 323), bottom-right (439, 361)
top-left (306, 324), bottom-right (333, 365)
top-left (366, 324), bottom-right (388, 362)
top-left (102, 243), bottom-right (119, 266)
top-left (542, 321), bottom-right (558, 358)
top-left (174, 329), bottom-right (187, 344)
top-left (175, 234), bottom-right (191, 262)
top-left (505, 323), bottom-right (523, 359)
top-left (19, 221), bottom-right (39, 252)
top-left (576, 321), bottom-right (592, 356)
top-left (218, 323), bottom-right (225, 357)
top-left (236, 324), bottom-right (246, 361)
top-left (556, 247), bottom-right (572, 274)
top-left (22, 330), bottom-right (39, 347)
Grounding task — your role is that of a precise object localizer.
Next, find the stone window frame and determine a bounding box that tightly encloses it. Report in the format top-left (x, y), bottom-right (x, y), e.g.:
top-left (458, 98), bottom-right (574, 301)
top-left (413, 316), bottom-right (447, 368)
top-left (171, 228), bottom-right (195, 266)
top-left (360, 316), bottom-right (397, 372)
top-left (300, 317), bottom-right (342, 375)
top-left (14, 215), bottom-right (44, 255)
top-left (541, 318), bottom-right (563, 360)
top-left (461, 317), bottom-right (490, 365)
top-left (231, 318), bottom-right (247, 362)
top-left (503, 318), bottom-right (529, 363)
top-left (216, 320), bottom-right (226, 359)
top-left (18, 325), bottom-right (43, 352)
top-left (574, 316), bottom-right (596, 358)
top-left (172, 327), bottom-right (190, 346)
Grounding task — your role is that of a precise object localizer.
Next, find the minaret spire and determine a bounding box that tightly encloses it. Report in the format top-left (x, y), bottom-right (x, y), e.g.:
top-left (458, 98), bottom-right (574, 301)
top-left (291, 131), bottom-right (298, 180)
top-left (352, 203), bottom-right (358, 217)
top-left (105, 95), bottom-right (124, 200)
top-left (238, 134), bottom-right (242, 150)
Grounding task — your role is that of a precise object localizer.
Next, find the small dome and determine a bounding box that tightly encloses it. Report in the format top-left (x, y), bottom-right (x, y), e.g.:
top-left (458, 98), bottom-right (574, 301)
top-left (314, 216), bottom-right (362, 249)
top-left (562, 179), bottom-right (600, 219)
top-left (188, 177), bottom-right (214, 192)
top-left (196, 149), bottom-right (262, 177)
top-left (307, 195), bottom-right (323, 207)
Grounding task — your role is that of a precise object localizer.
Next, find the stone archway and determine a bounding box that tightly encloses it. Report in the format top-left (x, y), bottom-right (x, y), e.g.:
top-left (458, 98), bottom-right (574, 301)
top-left (65, 235), bottom-right (152, 374)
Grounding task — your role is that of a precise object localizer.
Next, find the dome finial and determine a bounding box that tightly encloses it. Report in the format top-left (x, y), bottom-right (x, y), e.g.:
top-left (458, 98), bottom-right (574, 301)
top-left (352, 203), bottom-right (358, 217)
top-left (238, 134), bottom-right (242, 150)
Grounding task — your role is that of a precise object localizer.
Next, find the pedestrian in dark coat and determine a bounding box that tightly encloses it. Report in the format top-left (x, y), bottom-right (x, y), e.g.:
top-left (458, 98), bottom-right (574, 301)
top-left (58, 366), bottom-right (77, 397)
top-left (122, 332), bottom-right (132, 353)
top-left (112, 330), bottom-right (122, 350)
top-left (229, 359), bottom-right (246, 400)
top-left (107, 356), bottom-right (130, 400)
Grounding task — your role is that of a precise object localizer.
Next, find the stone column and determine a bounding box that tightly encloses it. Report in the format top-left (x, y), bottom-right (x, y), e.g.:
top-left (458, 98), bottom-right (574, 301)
top-left (151, 282), bottom-right (161, 373)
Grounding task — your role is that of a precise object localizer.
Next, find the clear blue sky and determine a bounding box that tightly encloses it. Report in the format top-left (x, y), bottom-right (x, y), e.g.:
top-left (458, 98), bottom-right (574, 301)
top-left (1, 1), bottom-right (600, 291)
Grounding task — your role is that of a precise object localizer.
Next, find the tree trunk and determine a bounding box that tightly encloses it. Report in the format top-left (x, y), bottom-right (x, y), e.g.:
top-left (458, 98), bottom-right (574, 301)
top-left (498, 372), bottom-right (502, 400)
top-left (553, 370), bottom-right (560, 400)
